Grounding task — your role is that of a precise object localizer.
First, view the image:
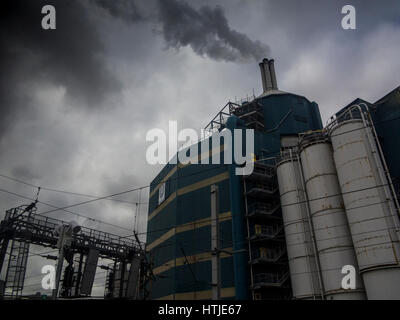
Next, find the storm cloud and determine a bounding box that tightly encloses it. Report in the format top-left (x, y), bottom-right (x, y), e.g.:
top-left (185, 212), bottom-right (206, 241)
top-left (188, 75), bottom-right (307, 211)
top-left (0, 0), bottom-right (120, 140)
top-left (0, 0), bottom-right (400, 296)
top-left (94, 0), bottom-right (148, 22)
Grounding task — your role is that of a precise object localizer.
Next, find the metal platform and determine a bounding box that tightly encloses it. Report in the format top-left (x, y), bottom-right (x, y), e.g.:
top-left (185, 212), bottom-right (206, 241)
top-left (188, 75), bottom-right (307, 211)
top-left (252, 272), bottom-right (290, 290)
top-left (0, 204), bottom-right (149, 300)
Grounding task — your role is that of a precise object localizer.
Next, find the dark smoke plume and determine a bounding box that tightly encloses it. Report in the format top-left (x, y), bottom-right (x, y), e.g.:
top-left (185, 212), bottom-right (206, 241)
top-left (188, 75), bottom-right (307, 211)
top-left (96, 0), bottom-right (270, 63)
top-left (157, 0), bottom-right (270, 62)
top-left (0, 0), bottom-right (270, 141)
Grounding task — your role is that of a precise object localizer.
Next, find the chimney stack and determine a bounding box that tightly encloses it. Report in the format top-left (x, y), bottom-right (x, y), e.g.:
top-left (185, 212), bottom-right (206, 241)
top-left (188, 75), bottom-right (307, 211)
top-left (263, 58), bottom-right (273, 91)
top-left (269, 59), bottom-right (278, 90)
top-left (259, 63), bottom-right (267, 92)
top-left (259, 58), bottom-right (278, 93)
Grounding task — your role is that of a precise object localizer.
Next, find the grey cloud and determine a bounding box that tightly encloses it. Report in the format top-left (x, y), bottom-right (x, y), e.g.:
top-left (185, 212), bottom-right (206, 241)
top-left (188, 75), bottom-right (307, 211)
top-left (0, 0), bottom-right (121, 140)
top-left (261, 0), bottom-right (400, 40)
top-left (11, 166), bottom-right (41, 182)
top-left (94, 0), bottom-right (147, 22)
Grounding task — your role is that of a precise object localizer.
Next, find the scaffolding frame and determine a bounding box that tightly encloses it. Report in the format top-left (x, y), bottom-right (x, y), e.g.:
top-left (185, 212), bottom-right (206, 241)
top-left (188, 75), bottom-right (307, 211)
top-left (0, 203), bottom-right (149, 300)
top-left (243, 162), bottom-right (291, 300)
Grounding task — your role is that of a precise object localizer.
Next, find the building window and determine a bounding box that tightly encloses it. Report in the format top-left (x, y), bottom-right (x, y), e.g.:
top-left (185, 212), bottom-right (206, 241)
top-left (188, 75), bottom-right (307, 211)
top-left (158, 182), bottom-right (166, 205)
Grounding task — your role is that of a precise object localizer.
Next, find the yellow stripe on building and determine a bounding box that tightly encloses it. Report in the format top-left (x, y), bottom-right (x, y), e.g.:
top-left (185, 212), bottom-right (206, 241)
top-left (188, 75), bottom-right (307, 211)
top-left (177, 171), bottom-right (229, 196)
top-left (176, 211), bottom-right (231, 233)
top-left (148, 171), bottom-right (229, 221)
top-left (146, 211), bottom-right (232, 252)
top-left (148, 191), bottom-right (177, 221)
top-left (149, 145), bottom-right (225, 199)
top-left (149, 166), bottom-right (178, 198)
top-left (153, 247), bottom-right (233, 276)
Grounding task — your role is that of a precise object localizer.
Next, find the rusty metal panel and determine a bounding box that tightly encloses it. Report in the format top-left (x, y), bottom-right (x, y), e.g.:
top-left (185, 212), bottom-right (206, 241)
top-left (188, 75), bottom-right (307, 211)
top-left (331, 119), bottom-right (400, 299)
top-left (299, 135), bottom-right (365, 299)
top-left (277, 153), bottom-right (321, 299)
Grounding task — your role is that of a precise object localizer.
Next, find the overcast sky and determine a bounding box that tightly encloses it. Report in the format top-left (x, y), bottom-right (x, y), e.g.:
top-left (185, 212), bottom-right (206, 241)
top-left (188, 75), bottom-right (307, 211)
top-left (1, 0), bottom-right (399, 296)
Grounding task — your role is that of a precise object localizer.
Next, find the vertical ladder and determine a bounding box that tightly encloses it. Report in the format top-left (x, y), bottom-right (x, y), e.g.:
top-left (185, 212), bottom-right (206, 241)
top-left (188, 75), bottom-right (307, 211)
top-left (359, 105), bottom-right (400, 235)
top-left (5, 240), bottom-right (30, 298)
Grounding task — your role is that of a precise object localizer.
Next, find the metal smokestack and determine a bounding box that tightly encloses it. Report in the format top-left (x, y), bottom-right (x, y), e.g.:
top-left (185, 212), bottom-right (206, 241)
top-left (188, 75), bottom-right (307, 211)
top-left (263, 58), bottom-right (273, 91)
top-left (269, 59), bottom-right (278, 90)
top-left (259, 62), bottom-right (267, 92)
top-left (259, 58), bottom-right (279, 93)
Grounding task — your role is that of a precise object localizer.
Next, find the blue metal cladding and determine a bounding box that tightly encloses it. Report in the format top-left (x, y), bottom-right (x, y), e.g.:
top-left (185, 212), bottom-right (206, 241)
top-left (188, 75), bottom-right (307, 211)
top-left (146, 137), bottom-right (235, 299)
top-left (254, 93), bottom-right (323, 157)
top-left (259, 94), bottom-right (322, 134)
top-left (372, 87), bottom-right (400, 194)
top-left (146, 91), bottom-right (323, 300)
top-left (336, 88), bottom-right (400, 195)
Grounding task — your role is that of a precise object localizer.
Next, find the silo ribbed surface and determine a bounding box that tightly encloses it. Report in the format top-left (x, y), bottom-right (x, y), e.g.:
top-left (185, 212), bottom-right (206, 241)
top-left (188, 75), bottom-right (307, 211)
top-left (277, 153), bottom-right (321, 299)
top-left (299, 133), bottom-right (365, 299)
top-left (330, 118), bottom-right (400, 299)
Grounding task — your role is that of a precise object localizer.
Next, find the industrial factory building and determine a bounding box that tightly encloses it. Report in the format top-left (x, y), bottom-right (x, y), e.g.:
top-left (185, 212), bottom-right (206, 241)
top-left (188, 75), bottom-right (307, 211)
top-left (146, 59), bottom-right (400, 300)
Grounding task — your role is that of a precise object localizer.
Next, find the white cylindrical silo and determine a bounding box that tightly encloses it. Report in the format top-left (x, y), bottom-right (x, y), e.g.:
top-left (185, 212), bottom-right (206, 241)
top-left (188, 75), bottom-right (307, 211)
top-left (277, 151), bottom-right (322, 299)
top-left (299, 132), bottom-right (365, 300)
top-left (330, 115), bottom-right (400, 300)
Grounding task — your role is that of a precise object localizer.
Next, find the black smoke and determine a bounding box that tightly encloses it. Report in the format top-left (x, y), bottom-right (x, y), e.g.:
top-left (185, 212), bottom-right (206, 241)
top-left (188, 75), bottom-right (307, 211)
top-left (157, 0), bottom-right (270, 62)
top-left (95, 0), bottom-right (270, 62)
top-left (0, 0), bottom-right (270, 141)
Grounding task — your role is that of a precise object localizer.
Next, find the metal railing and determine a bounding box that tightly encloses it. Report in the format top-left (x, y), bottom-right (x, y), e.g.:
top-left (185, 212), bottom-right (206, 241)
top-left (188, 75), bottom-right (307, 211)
top-left (245, 181), bottom-right (278, 195)
top-left (247, 202), bottom-right (280, 216)
top-left (253, 271), bottom-right (289, 286)
top-left (2, 206), bottom-right (141, 258)
top-left (252, 224), bottom-right (282, 238)
top-left (251, 246), bottom-right (286, 262)
top-left (251, 162), bottom-right (276, 178)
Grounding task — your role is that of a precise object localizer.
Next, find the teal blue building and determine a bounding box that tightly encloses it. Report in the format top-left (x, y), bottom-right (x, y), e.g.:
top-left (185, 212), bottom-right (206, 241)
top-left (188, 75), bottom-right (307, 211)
top-left (146, 59), bottom-right (323, 300)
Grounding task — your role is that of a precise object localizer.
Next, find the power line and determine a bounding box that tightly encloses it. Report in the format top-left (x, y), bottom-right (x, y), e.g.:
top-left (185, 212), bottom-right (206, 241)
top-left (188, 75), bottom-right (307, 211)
top-left (0, 165), bottom-right (238, 238)
top-left (1, 118), bottom-right (399, 245)
top-left (0, 188), bottom-right (133, 232)
top-left (2, 177), bottom-right (399, 253)
top-left (2, 110), bottom-right (399, 222)
top-left (28, 249), bottom-right (58, 258)
top-left (5, 108), bottom-right (400, 297)
top-left (2, 161), bottom-right (241, 219)
top-left (36, 186), bottom-right (150, 216)
top-left (0, 173), bottom-right (142, 206)
top-left (6, 206), bottom-right (396, 292)
top-left (122, 178), bottom-right (400, 241)
top-left (34, 164), bottom-right (233, 216)
top-left (14, 226), bottom-right (399, 295)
